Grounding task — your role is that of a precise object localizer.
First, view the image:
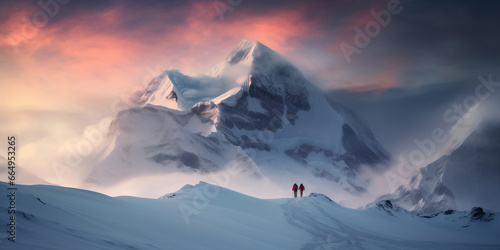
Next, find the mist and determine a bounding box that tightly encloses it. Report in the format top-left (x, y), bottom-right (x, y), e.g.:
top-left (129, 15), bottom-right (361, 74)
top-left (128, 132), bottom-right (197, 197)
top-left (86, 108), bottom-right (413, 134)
top-left (329, 75), bottom-right (500, 207)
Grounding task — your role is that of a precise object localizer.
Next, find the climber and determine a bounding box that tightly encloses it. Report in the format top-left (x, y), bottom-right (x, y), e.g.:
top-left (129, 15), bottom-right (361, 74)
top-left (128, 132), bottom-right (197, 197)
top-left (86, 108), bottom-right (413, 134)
top-left (292, 183), bottom-right (298, 198)
top-left (299, 183), bottom-right (305, 197)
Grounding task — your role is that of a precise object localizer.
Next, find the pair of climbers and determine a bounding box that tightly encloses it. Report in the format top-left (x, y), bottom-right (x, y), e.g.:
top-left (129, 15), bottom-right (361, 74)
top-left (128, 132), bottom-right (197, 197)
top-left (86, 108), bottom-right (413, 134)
top-left (292, 183), bottom-right (305, 198)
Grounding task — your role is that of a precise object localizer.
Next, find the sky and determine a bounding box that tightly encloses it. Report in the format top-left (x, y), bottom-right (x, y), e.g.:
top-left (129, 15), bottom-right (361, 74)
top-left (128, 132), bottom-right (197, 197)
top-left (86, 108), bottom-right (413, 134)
top-left (1, 0), bottom-right (500, 195)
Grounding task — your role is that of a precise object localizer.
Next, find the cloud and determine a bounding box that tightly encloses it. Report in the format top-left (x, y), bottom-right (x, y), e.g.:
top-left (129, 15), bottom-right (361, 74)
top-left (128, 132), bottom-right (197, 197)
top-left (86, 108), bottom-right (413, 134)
top-left (3, 0), bottom-right (498, 99)
top-left (1, 0), bottom-right (499, 198)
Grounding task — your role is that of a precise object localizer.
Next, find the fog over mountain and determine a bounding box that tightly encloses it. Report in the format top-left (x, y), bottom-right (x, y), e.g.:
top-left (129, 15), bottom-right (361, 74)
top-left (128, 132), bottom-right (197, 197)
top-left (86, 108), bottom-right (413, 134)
top-left (77, 41), bottom-right (390, 205)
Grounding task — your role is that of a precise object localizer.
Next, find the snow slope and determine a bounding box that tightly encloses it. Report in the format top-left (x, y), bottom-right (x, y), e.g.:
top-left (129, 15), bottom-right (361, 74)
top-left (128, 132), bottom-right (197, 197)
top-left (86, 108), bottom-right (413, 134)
top-left (377, 109), bottom-right (500, 213)
top-left (1, 181), bottom-right (499, 250)
top-left (85, 40), bottom-right (390, 201)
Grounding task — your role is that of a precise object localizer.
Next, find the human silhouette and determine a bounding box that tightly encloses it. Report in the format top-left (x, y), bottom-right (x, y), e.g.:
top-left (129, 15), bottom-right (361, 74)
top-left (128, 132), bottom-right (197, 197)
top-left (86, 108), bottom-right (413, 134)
top-left (292, 183), bottom-right (298, 198)
top-left (299, 183), bottom-right (305, 197)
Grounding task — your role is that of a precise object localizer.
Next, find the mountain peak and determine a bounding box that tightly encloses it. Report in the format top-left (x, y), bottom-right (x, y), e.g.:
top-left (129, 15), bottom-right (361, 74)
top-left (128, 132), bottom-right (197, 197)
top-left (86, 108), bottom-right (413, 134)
top-left (226, 40), bottom-right (255, 65)
top-left (223, 40), bottom-right (275, 65)
top-left (229, 40), bottom-right (268, 57)
top-left (208, 40), bottom-right (282, 78)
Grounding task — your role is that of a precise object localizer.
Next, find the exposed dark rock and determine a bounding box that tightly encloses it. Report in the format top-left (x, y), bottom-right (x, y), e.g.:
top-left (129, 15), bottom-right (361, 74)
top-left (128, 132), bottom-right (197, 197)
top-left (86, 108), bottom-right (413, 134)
top-left (285, 144), bottom-right (334, 165)
top-left (377, 200), bottom-right (395, 216)
top-left (178, 152), bottom-right (200, 169)
top-left (191, 102), bottom-right (217, 124)
top-left (469, 207), bottom-right (494, 222)
top-left (444, 209), bottom-right (455, 215)
top-left (167, 91), bottom-right (178, 101)
top-left (162, 194), bottom-right (177, 199)
top-left (420, 213), bottom-right (439, 219)
top-left (151, 153), bottom-right (178, 164)
top-left (229, 49), bottom-right (250, 65)
top-left (341, 124), bottom-right (383, 167)
top-left (151, 152), bottom-right (196, 168)
top-left (382, 200), bottom-right (393, 209)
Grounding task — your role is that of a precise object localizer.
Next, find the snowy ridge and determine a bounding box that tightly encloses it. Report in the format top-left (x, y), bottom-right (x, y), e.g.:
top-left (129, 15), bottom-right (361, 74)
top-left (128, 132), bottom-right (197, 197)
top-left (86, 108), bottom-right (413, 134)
top-left (207, 39), bottom-right (255, 78)
top-left (1, 181), bottom-right (499, 249)
top-left (138, 70), bottom-right (239, 110)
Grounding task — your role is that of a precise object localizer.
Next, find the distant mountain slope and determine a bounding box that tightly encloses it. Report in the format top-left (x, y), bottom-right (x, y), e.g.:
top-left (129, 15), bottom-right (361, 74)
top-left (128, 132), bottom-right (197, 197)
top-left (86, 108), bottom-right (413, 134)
top-left (377, 114), bottom-right (500, 213)
top-left (1, 182), bottom-right (498, 249)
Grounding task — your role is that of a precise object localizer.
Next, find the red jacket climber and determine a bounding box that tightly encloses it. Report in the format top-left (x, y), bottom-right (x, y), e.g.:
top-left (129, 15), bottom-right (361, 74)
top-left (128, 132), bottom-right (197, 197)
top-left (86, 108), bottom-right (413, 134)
top-left (299, 183), bottom-right (305, 197)
top-left (292, 183), bottom-right (298, 198)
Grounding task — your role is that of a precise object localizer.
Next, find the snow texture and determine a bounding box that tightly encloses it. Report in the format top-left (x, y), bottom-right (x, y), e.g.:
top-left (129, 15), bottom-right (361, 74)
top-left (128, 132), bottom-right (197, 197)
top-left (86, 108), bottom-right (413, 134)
top-left (1, 181), bottom-right (498, 250)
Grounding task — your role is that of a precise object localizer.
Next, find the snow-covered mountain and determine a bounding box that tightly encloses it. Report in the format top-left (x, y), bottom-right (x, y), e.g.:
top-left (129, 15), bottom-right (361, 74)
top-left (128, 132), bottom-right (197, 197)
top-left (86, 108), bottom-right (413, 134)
top-left (377, 111), bottom-right (500, 213)
top-left (86, 40), bottom-right (390, 198)
top-left (1, 181), bottom-right (498, 249)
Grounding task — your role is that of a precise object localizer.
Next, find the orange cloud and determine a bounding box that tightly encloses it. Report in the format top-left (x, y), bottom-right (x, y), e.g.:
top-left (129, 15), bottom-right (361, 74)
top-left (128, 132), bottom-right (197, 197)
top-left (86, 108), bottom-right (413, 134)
top-left (1, 0), bottom-right (410, 117)
top-left (0, 0), bottom-right (421, 190)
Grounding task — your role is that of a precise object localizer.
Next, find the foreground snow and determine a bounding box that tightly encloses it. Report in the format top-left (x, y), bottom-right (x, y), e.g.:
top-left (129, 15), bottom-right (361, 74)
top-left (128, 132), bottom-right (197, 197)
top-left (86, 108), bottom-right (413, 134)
top-left (0, 182), bottom-right (499, 249)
